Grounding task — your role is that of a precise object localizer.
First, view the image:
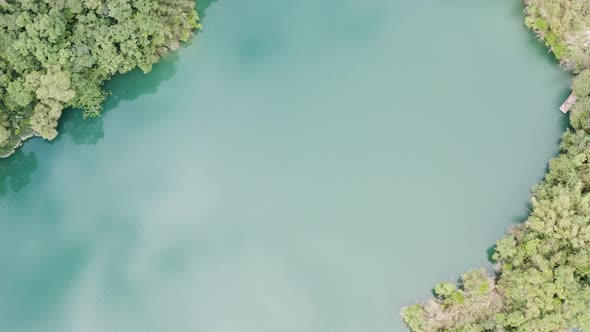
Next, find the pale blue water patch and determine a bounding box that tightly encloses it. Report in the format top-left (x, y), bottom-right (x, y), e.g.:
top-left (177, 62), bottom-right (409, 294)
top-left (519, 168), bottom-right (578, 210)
top-left (0, 0), bottom-right (571, 331)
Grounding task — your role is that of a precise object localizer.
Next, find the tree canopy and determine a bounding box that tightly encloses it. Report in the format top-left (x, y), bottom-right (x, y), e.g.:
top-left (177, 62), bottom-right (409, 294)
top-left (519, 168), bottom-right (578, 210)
top-left (403, 1), bottom-right (590, 330)
top-left (525, 0), bottom-right (590, 71)
top-left (0, 0), bottom-right (199, 156)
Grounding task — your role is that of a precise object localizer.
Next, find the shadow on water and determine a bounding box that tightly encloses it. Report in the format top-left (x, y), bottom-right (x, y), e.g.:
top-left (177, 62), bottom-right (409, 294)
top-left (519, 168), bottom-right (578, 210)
top-left (1, 2), bottom-right (219, 324)
top-left (197, 0), bottom-right (218, 19)
top-left (486, 244), bottom-right (498, 264)
top-left (56, 52), bottom-right (180, 145)
top-left (0, 150), bottom-right (38, 198)
top-left (56, 40), bottom-right (183, 144)
top-left (56, 0), bottom-right (218, 146)
top-left (1, 0), bottom-right (219, 198)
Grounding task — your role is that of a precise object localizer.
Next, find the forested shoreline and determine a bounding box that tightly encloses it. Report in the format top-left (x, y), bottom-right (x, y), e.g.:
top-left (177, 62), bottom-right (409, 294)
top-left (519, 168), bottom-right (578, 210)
top-left (403, 1), bottom-right (590, 331)
top-left (0, 0), bottom-right (199, 157)
top-left (3, 0), bottom-right (590, 331)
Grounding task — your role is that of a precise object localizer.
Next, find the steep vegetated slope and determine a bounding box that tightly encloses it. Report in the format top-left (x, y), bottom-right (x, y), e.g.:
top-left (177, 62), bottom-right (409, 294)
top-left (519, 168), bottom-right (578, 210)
top-left (525, 0), bottom-right (590, 71)
top-left (403, 1), bottom-right (590, 331)
top-left (0, 0), bottom-right (199, 157)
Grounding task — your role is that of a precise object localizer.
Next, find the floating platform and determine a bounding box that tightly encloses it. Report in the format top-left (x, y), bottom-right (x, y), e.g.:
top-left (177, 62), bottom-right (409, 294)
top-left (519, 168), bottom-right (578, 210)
top-left (560, 92), bottom-right (576, 113)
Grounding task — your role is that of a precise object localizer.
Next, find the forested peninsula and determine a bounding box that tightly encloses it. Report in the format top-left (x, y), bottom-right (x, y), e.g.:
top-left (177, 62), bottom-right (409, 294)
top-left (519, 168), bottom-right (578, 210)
top-left (0, 0), bottom-right (199, 157)
top-left (403, 1), bottom-right (590, 331)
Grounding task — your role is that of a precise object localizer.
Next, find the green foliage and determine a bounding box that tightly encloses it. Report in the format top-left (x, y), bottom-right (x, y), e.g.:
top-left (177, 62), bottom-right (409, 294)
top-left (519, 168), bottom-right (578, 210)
top-left (525, 0), bottom-right (590, 71)
top-left (402, 305), bottom-right (428, 332)
top-left (0, 125), bottom-right (9, 147)
top-left (404, 106), bottom-right (590, 331)
top-left (532, 18), bottom-right (549, 31)
top-left (406, 110), bottom-right (590, 331)
top-left (572, 70), bottom-right (590, 97)
top-left (433, 282), bottom-right (456, 299)
top-left (447, 290), bottom-right (465, 305)
top-left (0, 0), bottom-right (200, 156)
top-left (404, 2), bottom-right (590, 330)
top-left (461, 270), bottom-right (490, 296)
top-left (570, 96), bottom-right (590, 133)
top-left (402, 270), bottom-right (501, 331)
top-left (552, 41), bottom-right (568, 60)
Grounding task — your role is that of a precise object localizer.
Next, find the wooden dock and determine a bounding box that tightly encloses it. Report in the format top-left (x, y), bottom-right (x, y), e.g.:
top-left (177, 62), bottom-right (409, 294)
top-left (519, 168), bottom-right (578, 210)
top-left (560, 92), bottom-right (576, 113)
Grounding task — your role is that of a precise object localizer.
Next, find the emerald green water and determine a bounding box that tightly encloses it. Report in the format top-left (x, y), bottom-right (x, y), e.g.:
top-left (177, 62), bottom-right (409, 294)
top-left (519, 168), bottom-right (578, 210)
top-left (0, 0), bottom-right (571, 331)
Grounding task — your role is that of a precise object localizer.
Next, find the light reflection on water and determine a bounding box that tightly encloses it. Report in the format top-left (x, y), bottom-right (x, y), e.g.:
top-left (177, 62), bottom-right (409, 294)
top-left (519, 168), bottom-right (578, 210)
top-left (0, 0), bottom-right (570, 331)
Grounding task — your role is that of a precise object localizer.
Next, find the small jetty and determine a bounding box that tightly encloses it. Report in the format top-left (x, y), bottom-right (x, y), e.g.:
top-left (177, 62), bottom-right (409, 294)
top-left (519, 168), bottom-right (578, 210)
top-left (559, 92), bottom-right (576, 113)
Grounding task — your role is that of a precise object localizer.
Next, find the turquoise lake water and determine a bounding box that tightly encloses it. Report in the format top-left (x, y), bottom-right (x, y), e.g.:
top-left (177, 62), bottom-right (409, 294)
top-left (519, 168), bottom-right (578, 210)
top-left (0, 0), bottom-right (572, 331)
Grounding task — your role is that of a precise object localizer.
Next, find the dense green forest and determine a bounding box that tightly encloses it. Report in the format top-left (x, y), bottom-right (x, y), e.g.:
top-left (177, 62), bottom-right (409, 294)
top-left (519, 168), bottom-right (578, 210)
top-left (0, 0), bottom-right (199, 157)
top-left (525, 0), bottom-right (590, 71)
top-left (402, 1), bottom-right (590, 331)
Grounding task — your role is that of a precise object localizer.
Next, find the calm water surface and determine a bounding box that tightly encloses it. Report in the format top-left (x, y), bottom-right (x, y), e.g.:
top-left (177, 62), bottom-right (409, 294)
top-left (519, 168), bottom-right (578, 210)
top-left (0, 0), bottom-right (571, 331)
